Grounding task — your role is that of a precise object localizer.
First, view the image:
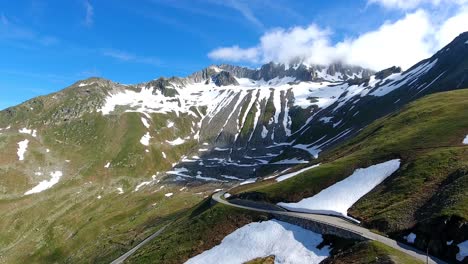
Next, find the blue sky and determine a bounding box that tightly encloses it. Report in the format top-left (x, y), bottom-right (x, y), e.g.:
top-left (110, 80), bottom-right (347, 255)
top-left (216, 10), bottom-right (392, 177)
top-left (1, 0), bottom-right (467, 109)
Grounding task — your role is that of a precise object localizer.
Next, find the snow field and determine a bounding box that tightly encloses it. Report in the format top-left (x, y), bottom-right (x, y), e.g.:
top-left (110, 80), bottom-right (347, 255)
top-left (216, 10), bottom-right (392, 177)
top-left (17, 139), bottom-right (29, 161)
top-left (24, 171), bottom-right (63, 195)
top-left (185, 220), bottom-right (330, 264)
top-left (278, 159), bottom-right (400, 220)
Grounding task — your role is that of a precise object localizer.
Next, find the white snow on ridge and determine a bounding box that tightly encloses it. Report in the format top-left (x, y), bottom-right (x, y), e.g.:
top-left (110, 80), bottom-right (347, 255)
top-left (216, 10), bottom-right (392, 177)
top-left (319, 117), bottom-right (332, 123)
top-left (141, 117), bottom-right (150, 129)
top-left (293, 144), bottom-right (321, 159)
top-left (261, 126), bottom-right (268, 138)
top-left (166, 137), bottom-right (185, 145)
top-left (463, 135), bottom-right (468, 144)
top-left (17, 139), bottom-right (29, 161)
top-left (97, 76), bottom-right (359, 136)
top-left (166, 167), bottom-right (190, 178)
top-left (271, 158), bottom-right (309, 165)
top-left (220, 175), bottom-right (242, 180)
top-left (24, 171), bottom-right (63, 195)
top-left (278, 159), bottom-right (400, 220)
top-left (19, 128), bottom-right (37, 137)
top-left (276, 164), bottom-right (320, 182)
top-left (185, 220), bottom-right (329, 264)
top-left (457, 240), bottom-right (468, 261)
top-left (370, 59), bottom-right (438, 97)
top-left (134, 175), bottom-right (158, 192)
top-left (240, 178), bottom-right (257, 185)
top-left (140, 132), bottom-right (151, 146)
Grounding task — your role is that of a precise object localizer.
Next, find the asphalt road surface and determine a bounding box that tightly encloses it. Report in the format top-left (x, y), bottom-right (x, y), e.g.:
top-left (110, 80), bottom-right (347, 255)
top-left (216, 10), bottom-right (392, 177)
top-left (212, 192), bottom-right (446, 264)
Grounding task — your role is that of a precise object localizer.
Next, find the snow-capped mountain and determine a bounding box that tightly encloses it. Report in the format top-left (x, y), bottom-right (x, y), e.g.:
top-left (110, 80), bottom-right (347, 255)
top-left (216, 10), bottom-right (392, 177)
top-left (1, 32), bottom-right (468, 189)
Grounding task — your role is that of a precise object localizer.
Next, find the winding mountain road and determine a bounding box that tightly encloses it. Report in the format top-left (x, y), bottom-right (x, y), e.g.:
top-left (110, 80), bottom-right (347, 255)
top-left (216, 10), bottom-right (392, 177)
top-left (212, 192), bottom-right (446, 264)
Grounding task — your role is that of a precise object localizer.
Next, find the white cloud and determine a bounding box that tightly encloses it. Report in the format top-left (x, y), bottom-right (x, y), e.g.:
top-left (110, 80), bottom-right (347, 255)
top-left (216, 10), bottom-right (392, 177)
top-left (208, 46), bottom-right (259, 63)
top-left (368, 0), bottom-right (468, 10)
top-left (84, 0), bottom-right (94, 27)
top-left (368, 0), bottom-right (443, 10)
top-left (208, 8), bottom-right (468, 70)
top-left (435, 7), bottom-right (468, 47)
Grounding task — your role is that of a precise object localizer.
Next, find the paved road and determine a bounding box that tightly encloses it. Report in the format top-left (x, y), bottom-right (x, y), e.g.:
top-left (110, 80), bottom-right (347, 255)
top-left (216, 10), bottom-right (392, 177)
top-left (213, 192), bottom-right (446, 264)
top-left (110, 224), bottom-right (170, 264)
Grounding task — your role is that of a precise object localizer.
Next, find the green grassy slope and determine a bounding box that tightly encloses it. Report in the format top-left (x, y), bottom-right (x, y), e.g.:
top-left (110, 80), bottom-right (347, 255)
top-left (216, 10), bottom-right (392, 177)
top-left (234, 88), bottom-right (468, 261)
top-left (323, 240), bottom-right (424, 264)
top-left (0, 80), bottom-right (210, 263)
top-left (126, 202), bottom-right (270, 264)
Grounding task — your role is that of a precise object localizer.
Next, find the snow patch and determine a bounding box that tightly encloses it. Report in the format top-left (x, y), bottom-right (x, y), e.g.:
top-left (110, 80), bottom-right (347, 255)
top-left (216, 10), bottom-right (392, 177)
top-left (457, 240), bottom-right (468, 261)
top-left (261, 126), bottom-right (268, 138)
top-left (214, 147), bottom-right (229, 151)
top-left (104, 162), bottom-right (111, 168)
top-left (463, 135), bottom-right (468, 144)
top-left (17, 139), bottom-right (29, 161)
top-left (319, 117), bottom-right (332, 123)
top-left (278, 159), bottom-right (400, 220)
top-left (293, 144), bottom-right (321, 159)
top-left (141, 117), bottom-right (150, 129)
top-left (240, 178), bottom-right (257, 185)
top-left (117, 187), bottom-right (124, 194)
top-left (24, 171), bottom-right (63, 195)
top-left (165, 192), bottom-right (173, 197)
top-left (140, 132), bottom-right (151, 146)
top-left (185, 220), bottom-right (329, 264)
top-left (166, 138), bottom-right (185, 146)
top-left (220, 175), bottom-right (242, 181)
top-left (134, 175), bottom-right (158, 191)
top-left (19, 128), bottom-right (37, 137)
top-left (271, 158), bottom-right (309, 165)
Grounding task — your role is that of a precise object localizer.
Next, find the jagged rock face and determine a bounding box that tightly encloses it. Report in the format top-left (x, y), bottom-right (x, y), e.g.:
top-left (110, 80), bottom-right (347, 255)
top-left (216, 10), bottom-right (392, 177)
top-left (374, 66), bottom-right (402, 80)
top-left (212, 71), bottom-right (239, 86)
top-left (1, 32), bottom-right (467, 185)
top-left (215, 62), bottom-right (373, 82)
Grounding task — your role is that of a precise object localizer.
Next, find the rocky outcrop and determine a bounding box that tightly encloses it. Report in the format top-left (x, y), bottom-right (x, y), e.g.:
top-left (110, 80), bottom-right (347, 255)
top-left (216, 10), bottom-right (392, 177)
top-left (212, 71), bottom-right (239, 86)
top-left (146, 78), bottom-right (179, 97)
top-left (374, 66), bottom-right (402, 80)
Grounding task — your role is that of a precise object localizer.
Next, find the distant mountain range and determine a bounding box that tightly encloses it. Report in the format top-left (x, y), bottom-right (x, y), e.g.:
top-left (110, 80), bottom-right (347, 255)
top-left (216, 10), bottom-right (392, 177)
top-left (1, 33), bottom-right (468, 185)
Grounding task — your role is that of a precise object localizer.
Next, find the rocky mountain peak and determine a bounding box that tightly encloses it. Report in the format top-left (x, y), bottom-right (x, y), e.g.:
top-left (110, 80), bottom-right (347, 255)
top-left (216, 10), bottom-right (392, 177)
top-left (211, 71), bottom-right (239, 86)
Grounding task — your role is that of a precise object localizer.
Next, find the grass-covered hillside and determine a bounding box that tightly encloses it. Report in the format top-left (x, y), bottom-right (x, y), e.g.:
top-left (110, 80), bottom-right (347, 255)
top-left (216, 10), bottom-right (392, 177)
top-left (126, 202), bottom-right (271, 263)
top-left (233, 88), bottom-right (468, 261)
top-left (0, 80), bottom-right (220, 263)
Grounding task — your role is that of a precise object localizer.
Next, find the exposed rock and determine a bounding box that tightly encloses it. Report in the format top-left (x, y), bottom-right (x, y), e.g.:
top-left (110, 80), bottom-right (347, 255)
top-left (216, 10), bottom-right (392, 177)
top-left (212, 71), bottom-right (239, 86)
top-left (375, 66), bottom-right (402, 80)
